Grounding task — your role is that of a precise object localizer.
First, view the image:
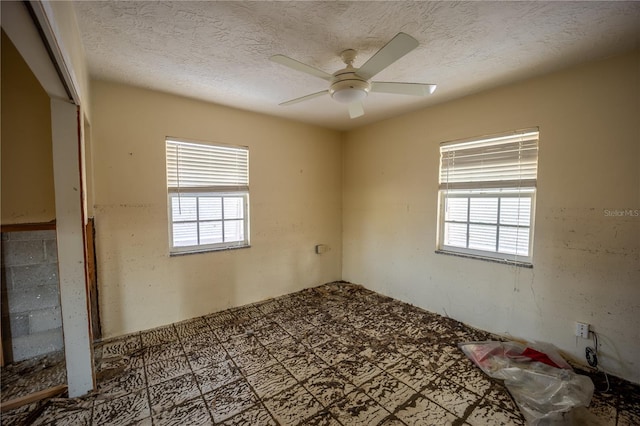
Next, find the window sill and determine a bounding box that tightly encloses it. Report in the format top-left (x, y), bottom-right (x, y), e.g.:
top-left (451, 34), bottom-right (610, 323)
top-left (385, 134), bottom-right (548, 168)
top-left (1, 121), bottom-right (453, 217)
top-left (170, 244), bottom-right (251, 257)
top-left (435, 250), bottom-right (533, 268)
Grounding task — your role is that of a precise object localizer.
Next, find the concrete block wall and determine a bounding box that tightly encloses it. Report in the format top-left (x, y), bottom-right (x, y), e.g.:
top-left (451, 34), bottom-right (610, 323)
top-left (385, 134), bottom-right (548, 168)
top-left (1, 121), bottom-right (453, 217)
top-left (1, 230), bottom-right (64, 362)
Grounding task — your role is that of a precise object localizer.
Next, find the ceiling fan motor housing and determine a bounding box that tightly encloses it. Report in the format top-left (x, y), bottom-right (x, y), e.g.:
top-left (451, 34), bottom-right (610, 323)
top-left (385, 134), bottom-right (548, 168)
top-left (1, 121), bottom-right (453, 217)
top-left (329, 67), bottom-right (371, 103)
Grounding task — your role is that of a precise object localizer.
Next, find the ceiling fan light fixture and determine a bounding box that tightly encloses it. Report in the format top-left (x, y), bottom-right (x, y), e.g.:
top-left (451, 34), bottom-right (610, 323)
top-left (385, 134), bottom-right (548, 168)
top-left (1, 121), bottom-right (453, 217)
top-left (329, 78), bottom-right (370, 104)
top-left (332, 87), bottom-right (368, 104)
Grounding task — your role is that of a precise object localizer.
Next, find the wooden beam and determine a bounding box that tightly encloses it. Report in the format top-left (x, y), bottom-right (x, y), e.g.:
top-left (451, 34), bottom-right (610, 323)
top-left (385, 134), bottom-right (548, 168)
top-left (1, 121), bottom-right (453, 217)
top-left (0, 385), bottom-right (67, 412)
top-left (0, 221), bottom-right (56, 233)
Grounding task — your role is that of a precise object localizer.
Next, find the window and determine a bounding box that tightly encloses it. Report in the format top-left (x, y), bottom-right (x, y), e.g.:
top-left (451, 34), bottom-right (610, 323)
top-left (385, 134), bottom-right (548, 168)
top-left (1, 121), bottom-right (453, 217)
top-left (437, 129), bottom-right (538, 264)
top-left (166, 138), bottom-right (249, 254)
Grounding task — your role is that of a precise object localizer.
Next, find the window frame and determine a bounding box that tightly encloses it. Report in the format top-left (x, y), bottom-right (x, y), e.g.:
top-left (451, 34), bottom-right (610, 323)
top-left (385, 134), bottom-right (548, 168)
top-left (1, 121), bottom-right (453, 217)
top-left (436, 129), bottom-right (538, 265)
top-left (165, 138), bottom-right (250, 255)
top-left (437, 190), bottom-right (536, 264)
top-left (168, 191), bottom-right (249, 254)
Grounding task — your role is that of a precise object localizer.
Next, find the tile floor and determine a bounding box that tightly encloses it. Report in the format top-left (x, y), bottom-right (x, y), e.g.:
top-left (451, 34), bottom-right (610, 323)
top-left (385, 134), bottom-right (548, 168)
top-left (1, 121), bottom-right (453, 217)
top-left (2, 282), bottom-right (639, 425)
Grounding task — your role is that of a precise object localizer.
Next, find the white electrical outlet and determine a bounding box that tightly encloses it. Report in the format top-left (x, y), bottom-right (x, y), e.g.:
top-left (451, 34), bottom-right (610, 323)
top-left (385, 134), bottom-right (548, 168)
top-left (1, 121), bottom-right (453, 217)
top-left (575, 322), bottom-right (589, 338)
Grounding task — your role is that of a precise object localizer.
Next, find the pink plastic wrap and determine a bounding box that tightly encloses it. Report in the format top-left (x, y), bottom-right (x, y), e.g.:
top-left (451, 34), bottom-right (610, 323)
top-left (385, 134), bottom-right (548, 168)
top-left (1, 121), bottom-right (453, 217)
top-left (459, 341), bottom-right (594, 425)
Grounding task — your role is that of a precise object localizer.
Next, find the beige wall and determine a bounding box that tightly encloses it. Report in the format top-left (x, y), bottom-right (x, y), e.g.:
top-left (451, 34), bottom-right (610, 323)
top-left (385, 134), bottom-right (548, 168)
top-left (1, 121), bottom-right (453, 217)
top-left (91, 81), bottom-right (343, 337)
top-left (1, 31), bottom-right (55, 225)
top-left (343, 51), bottom-right (640, 382)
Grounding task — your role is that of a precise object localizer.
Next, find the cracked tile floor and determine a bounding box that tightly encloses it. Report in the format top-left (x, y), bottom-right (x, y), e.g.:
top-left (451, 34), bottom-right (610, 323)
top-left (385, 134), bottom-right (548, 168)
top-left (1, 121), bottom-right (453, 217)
top-left (2, 282), bottom-right (639, 425)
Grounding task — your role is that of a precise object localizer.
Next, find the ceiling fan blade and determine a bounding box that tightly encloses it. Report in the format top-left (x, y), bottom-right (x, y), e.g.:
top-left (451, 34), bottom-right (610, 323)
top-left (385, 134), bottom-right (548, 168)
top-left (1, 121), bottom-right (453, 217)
top-left (279, 90), bottom-right (329, 106)
top-left (355, 33), bottom-right (419, 81)
top-left (371, 82), bottom-right (437, 96)
top-left (270, 55), bottom-right (332, 81)
top-left (348, 101), bottom-right (365, 119)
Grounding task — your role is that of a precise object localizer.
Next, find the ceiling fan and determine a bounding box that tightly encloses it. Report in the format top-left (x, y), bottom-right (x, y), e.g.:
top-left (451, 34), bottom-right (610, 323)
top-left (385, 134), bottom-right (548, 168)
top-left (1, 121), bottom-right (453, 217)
top-left (270, 32), bottom-right (436, 119)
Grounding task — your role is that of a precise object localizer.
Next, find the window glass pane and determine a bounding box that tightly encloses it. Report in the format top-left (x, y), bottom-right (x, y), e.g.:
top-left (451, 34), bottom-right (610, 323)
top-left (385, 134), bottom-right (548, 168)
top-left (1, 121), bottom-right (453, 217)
top-left (223, 197), bottom-right (244, 220)
top-left (444, 222), bottom-right (467, 248)
top-left (173, 222), bottom-right (198, 247)
top-left (500, 197), bottom-right (531, 226)
top-left (498, 226), bottom-right (530, 256)
top-left (199, 197), bottom-right (222, 220)
top-left (200, 221), bottom-right (223, 245)
top-left (172, 196), bottom-right (197, 222)
top-left (468, 224), bottom-right (497, 251)
top-left (469, 198), bottom-right (498, 224)
top-left (445, 197), bottom-right (468, 222)
top-left (224, 220), bottom-right (244, 242)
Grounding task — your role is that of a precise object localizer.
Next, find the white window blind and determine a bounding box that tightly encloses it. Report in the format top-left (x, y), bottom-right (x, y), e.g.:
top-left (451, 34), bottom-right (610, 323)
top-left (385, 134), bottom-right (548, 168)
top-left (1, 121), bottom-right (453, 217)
top-left (438, 129), bottom-right (539, 264)
top-left (166, 139), bottom-right (248, 192)
top-left (440, 130), bottom-right (538, 190)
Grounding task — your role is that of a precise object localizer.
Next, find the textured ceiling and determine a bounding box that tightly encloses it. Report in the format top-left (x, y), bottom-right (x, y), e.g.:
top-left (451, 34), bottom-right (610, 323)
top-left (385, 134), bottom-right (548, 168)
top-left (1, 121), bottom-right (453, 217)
top-left (73, 1), bottom-right (640, 131)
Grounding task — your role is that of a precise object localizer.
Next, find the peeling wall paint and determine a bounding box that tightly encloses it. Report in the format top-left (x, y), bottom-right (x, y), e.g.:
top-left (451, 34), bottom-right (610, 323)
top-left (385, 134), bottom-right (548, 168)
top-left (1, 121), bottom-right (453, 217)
top-left (342, 51), bottom-right (640, 383)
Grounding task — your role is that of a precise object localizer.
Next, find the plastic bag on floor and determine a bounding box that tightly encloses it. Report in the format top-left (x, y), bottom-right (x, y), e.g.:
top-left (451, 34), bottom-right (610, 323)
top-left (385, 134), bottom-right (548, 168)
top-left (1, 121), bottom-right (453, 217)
top-left (459, 341), bottom-right (594, 425)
